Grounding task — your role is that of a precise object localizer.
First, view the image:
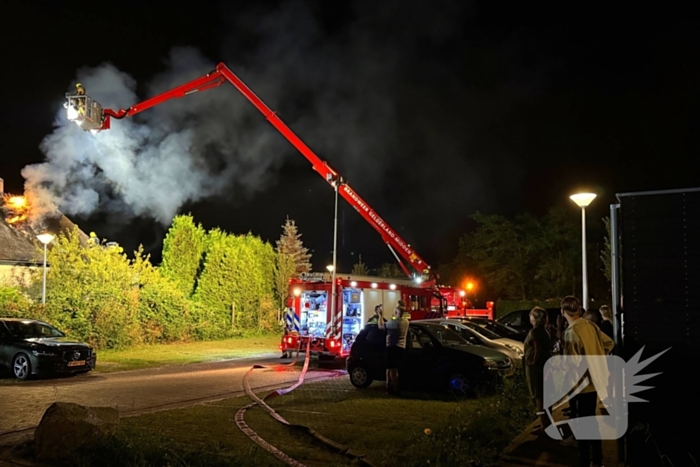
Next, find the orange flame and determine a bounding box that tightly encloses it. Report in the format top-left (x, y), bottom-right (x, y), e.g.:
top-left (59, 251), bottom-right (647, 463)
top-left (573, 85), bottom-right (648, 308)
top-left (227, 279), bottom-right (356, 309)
top-left (2, 194), bottom-right (31, 226)
top-left (7, 196), bottom-right (26, 208)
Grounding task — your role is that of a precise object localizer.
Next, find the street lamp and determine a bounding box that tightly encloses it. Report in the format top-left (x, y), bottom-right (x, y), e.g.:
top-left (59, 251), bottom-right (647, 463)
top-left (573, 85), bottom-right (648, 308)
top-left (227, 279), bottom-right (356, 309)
top-left (570, 193), bottom-right (596, 310)
top-left (330, 178), bottom-right (340, 333)
top-left (326, 265), bottom-right (334, 272)
top-left (36, 233), bottom-right (55, 305)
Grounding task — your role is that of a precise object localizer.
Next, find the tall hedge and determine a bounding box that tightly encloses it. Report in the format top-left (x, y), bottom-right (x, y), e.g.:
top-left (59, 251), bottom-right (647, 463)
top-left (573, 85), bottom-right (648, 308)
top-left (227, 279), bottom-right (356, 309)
top-left (4, 216), bottom-right (291, 349)
top-left (193, 230), bottom-right (278, 336)
top-left (160, 215), bottom-right (207, 297)
top-left (133, 249), bottom-right (191, 343)
top-left (45, 230), bottom-right (141, 349)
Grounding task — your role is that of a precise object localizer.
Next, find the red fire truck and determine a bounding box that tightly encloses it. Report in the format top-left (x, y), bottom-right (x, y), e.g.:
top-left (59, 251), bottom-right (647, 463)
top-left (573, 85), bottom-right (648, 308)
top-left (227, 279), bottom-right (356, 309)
top-left (64, 61), bottom-right (493, 358)
top-left (281, 273), bottom-right (494, 358)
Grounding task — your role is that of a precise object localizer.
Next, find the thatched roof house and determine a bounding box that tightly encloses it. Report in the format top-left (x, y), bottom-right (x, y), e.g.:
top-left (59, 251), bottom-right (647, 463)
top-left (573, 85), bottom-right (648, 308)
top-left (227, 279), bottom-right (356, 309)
top-left (0, 177), bottom-right (89, 264)
top-left (0, 219), bottom-right (39, 263)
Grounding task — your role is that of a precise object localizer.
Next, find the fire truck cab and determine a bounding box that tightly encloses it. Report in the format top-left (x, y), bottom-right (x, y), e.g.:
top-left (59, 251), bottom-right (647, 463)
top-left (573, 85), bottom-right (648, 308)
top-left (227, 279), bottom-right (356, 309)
top-left (436, 287), bottom-right (494, 320)
top-left (281, 272), bottom-right (445, 359)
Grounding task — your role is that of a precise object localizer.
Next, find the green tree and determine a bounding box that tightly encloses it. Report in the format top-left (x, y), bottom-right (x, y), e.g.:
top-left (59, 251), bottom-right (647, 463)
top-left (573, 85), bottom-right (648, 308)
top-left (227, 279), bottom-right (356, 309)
top-left (275, 217), bottom-right (312, 277)
top-left (0, 285), bottom-right (35, 318)
top-left (531, 207), bottom-right (580, 299)
top-left (160, 214), bottom-right (207, 296)
top-left (133, 248), bottom-right (191, 343)
top-left (377, 262), bottom-right (405, 278)
top-left (192, 229), bottom-right (238, 337)
top-left (274, 253), bottom-right (296, 318)
top-left (243, 234), bottom-right (278, 332)
top-left (459, 212), bottom-right (536, 300)
top-left (44, 229), bottom-right (141, 349)
top-left (194, 230), bottom-right (278, 336)
top-left (351, 254), bottom-right (370, 275)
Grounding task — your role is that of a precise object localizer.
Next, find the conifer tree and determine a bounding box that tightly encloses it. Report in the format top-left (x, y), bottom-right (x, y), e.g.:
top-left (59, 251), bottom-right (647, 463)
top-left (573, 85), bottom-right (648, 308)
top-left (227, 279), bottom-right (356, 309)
top-left (351, 254), bottom-right (370, 275)
top-left (275, 217), bottom-right (312, 276)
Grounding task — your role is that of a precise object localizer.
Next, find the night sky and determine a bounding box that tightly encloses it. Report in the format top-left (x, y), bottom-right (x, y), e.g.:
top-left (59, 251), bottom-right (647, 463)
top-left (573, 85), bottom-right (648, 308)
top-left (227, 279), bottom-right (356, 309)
top-left (1, 1), bottom-right (698, 273)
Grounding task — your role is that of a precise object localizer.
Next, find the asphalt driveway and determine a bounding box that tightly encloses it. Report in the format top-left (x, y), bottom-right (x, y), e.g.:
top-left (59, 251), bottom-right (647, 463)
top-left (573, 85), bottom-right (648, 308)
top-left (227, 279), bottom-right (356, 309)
top-left (0, 354), bottom-right (345, 444)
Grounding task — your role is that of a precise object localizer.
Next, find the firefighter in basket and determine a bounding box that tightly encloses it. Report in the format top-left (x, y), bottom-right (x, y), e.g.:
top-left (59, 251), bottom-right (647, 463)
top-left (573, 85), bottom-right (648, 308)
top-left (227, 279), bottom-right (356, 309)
top-left (72, 83), bottom-right (87, 117)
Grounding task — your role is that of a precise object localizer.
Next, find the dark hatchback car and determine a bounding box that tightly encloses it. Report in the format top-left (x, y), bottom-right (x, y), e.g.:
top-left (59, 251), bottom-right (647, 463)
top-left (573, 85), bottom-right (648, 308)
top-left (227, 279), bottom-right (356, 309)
top-left (346, 321), bottom-right (513, 396)
top-left (0, 318), bottom-right (96, 380)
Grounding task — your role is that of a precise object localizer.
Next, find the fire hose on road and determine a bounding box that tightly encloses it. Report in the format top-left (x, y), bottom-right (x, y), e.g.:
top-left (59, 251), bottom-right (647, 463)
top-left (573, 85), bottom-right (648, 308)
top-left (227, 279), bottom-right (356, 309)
top-left (234, 338), bottom-right (377, 467)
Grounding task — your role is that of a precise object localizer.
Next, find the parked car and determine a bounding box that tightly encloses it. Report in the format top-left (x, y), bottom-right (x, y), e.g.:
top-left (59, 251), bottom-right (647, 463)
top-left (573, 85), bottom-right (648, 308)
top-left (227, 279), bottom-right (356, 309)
top-left (425, 319), bottom-right (524, 367)
top-left (0, 318), bottom-right (96, 380)
top-left (497, 308), bottom-right (561, 334)
top-left (458, 317), bottom-right (528, 342)
top-left (346, 322), bottom-right (513, 396)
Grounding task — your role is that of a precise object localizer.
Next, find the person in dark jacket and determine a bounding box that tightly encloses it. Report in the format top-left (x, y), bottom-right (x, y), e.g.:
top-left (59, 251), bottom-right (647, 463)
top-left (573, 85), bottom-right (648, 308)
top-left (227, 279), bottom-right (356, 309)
top-left (598, 305), bottom-right (615, 341)
top-left (366, 305), bottom-right (383, 326)
top-left (524, 307), bottom-right (551, 435)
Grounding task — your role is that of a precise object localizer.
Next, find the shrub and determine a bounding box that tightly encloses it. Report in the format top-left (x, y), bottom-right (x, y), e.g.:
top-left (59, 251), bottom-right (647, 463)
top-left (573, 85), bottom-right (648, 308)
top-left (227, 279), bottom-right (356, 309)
top-left (406, 378), bottom-right (532, 466)
top-left (134, 251), bottom-right (190, 343)
top-left (43, 229), bottom-right (141, 349)
top-left (0, 285), bottom-right (34, 318)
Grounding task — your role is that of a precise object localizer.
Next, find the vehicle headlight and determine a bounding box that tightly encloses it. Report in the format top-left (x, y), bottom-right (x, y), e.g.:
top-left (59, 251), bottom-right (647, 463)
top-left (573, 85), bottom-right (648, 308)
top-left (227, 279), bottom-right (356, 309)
top-left (32, 350), bottom-right (59, 357)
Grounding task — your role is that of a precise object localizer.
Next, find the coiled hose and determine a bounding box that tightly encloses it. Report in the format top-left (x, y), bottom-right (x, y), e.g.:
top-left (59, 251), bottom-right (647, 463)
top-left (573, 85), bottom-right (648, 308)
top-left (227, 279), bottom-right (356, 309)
top-left (235, 338), bottom-right (377, 467)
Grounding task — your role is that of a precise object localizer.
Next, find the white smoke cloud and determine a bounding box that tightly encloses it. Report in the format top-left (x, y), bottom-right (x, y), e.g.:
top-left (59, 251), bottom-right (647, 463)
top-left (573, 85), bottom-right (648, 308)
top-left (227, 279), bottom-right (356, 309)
top-left (21, 47), bottom-right (289, 228)
top-left (21, 0), bottom-right (545, 242)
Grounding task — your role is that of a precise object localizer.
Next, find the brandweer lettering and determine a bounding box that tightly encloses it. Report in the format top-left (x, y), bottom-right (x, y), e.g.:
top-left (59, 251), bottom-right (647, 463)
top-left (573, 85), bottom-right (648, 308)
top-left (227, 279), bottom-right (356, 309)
top-left (342, 185), bottom-right (412, 256)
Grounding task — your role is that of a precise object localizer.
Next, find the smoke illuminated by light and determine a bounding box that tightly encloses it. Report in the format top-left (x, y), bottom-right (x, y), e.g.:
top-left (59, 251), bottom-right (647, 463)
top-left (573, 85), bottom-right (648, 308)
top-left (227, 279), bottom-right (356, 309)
top-left (66, 105), bottom-right (78, 121)
top-left (22, 47), bottom-right (289, 227)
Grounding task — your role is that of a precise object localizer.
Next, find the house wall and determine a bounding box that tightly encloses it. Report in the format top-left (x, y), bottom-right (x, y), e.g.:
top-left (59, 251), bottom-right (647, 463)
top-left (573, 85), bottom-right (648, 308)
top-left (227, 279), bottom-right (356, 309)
top-left (0, 264), bottom-right (41, 287)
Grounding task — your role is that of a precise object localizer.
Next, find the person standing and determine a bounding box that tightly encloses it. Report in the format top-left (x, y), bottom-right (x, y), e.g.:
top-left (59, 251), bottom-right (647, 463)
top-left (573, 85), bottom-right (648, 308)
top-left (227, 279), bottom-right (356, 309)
top-left (378, 299), bottom-right (409, 395)
top-left (524, 307), bottom-right (551, 435)
top-left (598, 305), bottom-right (615, 341)
top-left (366, 304), bottom-right (383, 326)
top-left (560, 296), bottom-right (614, 467)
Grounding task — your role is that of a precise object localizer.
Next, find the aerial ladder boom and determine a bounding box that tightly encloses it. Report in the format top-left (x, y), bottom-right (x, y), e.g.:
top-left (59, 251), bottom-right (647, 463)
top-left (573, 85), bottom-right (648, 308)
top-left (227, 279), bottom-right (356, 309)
top-left (65, 62), bottom-right (436, 286)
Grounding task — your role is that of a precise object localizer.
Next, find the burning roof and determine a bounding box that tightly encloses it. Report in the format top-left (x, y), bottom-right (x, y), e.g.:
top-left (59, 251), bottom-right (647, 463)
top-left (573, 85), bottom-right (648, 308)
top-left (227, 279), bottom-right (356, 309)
top-left (0, 191), bottom-right (89, 262)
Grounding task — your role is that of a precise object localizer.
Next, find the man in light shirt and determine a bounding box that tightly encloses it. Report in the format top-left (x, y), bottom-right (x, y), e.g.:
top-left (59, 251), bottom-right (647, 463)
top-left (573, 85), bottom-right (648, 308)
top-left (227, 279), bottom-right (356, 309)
top-left (560, 296), bottom-right (614, 467)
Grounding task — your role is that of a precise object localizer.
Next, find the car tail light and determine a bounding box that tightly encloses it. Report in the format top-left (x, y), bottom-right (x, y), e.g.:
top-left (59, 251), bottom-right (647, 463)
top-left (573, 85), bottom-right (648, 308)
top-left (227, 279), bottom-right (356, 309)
top-left (329, 340), bottom-right (336, 348)
top-left (286, 337), bottom-right (293, 344)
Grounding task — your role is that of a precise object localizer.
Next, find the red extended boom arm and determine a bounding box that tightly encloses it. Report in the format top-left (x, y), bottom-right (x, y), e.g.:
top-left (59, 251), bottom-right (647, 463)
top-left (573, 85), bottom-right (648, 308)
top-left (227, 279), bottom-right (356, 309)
top-left (80, 63), bottom-right (435, 285)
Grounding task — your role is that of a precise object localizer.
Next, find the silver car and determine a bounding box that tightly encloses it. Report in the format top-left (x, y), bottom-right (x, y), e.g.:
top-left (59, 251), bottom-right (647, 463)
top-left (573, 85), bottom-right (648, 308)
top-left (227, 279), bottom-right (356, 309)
top-left (425, 318), bottom-right (525, 367)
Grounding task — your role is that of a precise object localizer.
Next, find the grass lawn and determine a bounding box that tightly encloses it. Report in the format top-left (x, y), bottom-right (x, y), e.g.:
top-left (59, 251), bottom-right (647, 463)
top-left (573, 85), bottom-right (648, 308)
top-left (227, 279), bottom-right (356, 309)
top-left (13, 375), bottom-right (530, 467)
top-left (95, 334), bottom-right (280, 373)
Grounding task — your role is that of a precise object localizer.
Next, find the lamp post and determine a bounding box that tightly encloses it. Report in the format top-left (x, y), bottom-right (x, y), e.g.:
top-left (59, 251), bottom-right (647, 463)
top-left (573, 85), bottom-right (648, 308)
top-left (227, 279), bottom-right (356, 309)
top-left (330, 180), bottom-right (339, 333)
top-left (570, 193), bottom-right (596, 310)
top-left (36, 233), bottom-right (55, 305)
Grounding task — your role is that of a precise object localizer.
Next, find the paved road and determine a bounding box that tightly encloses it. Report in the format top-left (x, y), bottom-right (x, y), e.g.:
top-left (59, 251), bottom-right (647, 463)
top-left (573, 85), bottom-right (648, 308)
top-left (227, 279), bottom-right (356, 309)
top-left (0, 353), bottom-right (345, 441)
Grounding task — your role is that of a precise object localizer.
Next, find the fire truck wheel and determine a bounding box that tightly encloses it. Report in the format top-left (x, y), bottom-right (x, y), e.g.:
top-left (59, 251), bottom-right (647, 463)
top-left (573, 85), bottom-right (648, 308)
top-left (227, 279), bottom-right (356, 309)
top-left (349, 365), bottom-right (372, 388)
